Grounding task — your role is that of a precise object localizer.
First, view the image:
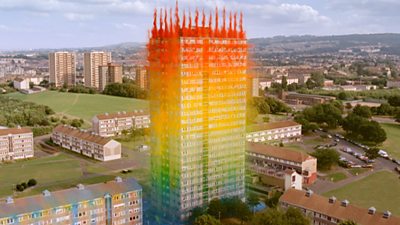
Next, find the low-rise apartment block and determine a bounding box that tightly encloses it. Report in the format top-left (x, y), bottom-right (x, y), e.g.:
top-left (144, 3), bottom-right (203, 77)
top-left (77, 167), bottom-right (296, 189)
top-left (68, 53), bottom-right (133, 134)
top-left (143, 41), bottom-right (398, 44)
top-left (92, 111), bottom-right (150, 137)
top-left (280, 189), bottom-right (400, 225)
top-left (0, 127), bottom-right (34, 161)
top-left (282, 92), bottom-right (336, 106)
top-left (0, 177), bottom-right (143, 225)
top-left (247, 143), bottom-right (317, 184)
top-left (52, 125), bottom-right (121, 161)
top-left (246, 121), bottom-right (302, 143)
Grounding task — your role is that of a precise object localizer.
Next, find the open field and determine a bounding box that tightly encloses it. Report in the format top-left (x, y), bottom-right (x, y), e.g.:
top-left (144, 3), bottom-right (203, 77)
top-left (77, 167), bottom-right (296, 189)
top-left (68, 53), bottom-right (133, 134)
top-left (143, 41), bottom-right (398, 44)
top-left (381, 123), bottom-right (400, 159)
top-left (326, 172), bottom-right (347, 182)
top-left (0, 146), bottom-right (151, 198)
top-left (323, 170), bottom-right (400, 215)
top-left (6, 91), bottom-right (149, 121)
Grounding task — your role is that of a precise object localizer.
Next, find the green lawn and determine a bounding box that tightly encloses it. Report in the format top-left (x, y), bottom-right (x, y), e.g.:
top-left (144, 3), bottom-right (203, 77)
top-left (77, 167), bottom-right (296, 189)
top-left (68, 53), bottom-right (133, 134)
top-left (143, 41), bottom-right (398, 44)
top-left (348, 168), bottom-right (369, 176)
top-left (0, 154), bottom-right (82, 196)
top-left (381, 123), bottom-right (400, 159)
top-left (6, 91), bottom-right (149, 121)
top-left (324, 171), bottom-right (400, 215)
top-left (327, 172), bottom-right (347, 182)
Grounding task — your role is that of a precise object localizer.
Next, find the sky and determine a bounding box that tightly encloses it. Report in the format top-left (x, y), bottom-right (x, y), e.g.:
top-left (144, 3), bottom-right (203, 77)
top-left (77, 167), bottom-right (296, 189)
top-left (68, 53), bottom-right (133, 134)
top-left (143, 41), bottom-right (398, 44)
top-left (0, 0), bottom-right (399, 50)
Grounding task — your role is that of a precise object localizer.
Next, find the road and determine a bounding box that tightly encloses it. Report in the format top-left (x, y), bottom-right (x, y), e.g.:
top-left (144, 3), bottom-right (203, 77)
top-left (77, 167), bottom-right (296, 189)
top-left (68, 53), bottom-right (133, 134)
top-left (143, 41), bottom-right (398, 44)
top-left (372, 116), bottom-right (398, 124)
top-left (310, 130), bottom-right (399, 193)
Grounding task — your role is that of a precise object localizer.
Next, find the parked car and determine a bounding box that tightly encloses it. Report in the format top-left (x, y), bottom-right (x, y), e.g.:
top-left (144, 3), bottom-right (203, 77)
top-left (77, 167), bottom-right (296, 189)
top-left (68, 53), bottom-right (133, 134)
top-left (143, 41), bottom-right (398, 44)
top-left (362, 164), bottom-right (374, 168)
top-left (378, 150), bottom-right (389, 159)
top-left (395, 167), bottom-right (400, 174)
top-left (392, 159), bottom-right (400, 165)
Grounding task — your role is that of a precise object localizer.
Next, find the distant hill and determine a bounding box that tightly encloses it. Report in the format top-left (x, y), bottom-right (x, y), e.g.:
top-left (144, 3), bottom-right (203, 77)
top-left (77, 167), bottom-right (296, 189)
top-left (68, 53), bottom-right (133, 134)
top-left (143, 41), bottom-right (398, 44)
top-left (248, 33), bottom-right (400, 56)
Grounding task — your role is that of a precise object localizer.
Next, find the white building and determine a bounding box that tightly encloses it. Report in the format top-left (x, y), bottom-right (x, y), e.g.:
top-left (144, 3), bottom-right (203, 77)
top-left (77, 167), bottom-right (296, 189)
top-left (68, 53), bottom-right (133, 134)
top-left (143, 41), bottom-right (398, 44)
top-left (52, 125), bottom-right (121, 161)
top-left (0, 127), bottom-right (34, 161)
top-left (246, 121), bottom-right (302, 143)
top-left (92, 111), bottom-right (150, 137)
top-left (13, 78), bottom-right (29, 90)
top-left (284, 169), bottom-right (303, 191)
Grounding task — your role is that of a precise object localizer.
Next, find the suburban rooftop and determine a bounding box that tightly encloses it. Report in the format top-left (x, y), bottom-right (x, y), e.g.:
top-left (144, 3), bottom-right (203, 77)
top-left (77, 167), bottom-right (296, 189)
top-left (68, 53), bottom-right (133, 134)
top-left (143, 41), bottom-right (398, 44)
top-left (53, 124), bottom-right (112, 145)
top-left (247, 142), bottom-right (314, 163)
top-left (0, 127), bottom-right (32, 136)
top-left (247, 120), bottom-right (300, 133)
top-left (95, 110), bottom-right (148, 120)
top-left (0, 178), bottom-right (142, 218)
top-left (280, 189), bottom-right (400, 225)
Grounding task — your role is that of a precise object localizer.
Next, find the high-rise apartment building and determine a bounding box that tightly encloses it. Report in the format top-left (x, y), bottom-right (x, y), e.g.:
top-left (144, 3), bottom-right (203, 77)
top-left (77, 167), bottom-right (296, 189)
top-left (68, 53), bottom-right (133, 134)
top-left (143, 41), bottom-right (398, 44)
top-left (0, 127), bottom-right (34, 161)
top-left (0, 178), bottom-right (143, 225)
top-left (99, 63), bottom-right (123, 91)
top-left (135, 66), bottom-right (149, 91)
top-left (148, 6), bottom-right (247, 223)
top-left (84, 52), bottom-right (111, 89)
top-left (49, 52), bottom-right (76, 87)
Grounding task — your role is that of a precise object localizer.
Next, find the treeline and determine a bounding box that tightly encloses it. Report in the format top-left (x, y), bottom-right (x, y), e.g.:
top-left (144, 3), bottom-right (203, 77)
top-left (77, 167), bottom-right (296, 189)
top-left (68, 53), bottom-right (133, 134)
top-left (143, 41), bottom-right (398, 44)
top-left (103, 78), bottom-right (147, 99)
top-left (0, 96), bottom-right (54, 127)
top-left (295, 101), bottom-right (387, 145)
top-left (299, 88), bottom-right (400, 101)
top-left (190, 194), bottom-right (310, 225)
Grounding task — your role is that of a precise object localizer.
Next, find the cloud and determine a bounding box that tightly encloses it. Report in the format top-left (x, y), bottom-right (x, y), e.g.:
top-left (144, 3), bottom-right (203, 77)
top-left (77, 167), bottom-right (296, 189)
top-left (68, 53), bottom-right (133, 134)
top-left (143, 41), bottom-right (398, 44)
top-left (115, 23), bottom-right (137, 30)
top-left (64, 13), bottom-right (94, 21)
top-left (0, 25), bottom-right (9, 30)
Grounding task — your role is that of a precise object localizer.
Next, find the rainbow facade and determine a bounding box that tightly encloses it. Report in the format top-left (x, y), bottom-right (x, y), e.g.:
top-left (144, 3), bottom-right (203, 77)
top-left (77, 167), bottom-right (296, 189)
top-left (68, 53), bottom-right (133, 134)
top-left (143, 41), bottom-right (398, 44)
top-left (148, 4), bottom-right (247, 222)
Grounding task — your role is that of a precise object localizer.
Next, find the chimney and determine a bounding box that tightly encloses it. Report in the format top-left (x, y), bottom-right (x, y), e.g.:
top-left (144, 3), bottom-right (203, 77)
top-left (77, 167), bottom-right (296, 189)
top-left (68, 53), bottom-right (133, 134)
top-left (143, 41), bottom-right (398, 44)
top-left (42, 190), bottom-right (51, 197)
top-left (328, 196), bottom-right (337, 204)
top-left (105, 112), bottom-right (109, 116)
top-left (383, 211), bottom-right (392, 219)
top-left (17, 125), bottom-right (21, 129)
top-left (368, 207), bottom-right (376, 215)
top-left (77, 184), bottom-right (85, 190)
top-left (341, 200), bottom-right (349, 207)
top-left (115, 176), bottom-right (123, 183)
top-left (5, 196), bottom-right (14, 204)
top-left (305, 189), bottom-right (313, 197)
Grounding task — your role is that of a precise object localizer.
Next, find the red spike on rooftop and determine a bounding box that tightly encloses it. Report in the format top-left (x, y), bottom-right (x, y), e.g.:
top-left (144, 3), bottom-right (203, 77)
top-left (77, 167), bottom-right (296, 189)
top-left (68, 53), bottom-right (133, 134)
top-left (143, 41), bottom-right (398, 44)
top-left (228, 12), bottom-right (233, 37)
top-left (152, 9), bottom-right (157, 38)
top-left (222, 8), bottom-right (226, 37)
top-left (195, 9), bottom-right (199, 34)
top-left (175, 1), bottom-right (180, 31)
top-left (215, 7), bottom-right (219, 36)
top-left (164, 8), bottom-right (168, 35)
top-left (234, 12), bottom-right (237, 37)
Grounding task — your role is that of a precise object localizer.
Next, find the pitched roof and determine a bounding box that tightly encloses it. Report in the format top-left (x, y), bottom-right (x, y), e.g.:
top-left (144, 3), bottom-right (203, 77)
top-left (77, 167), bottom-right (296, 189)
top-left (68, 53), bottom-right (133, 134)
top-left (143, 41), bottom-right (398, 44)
top-left (53, 125), bottom-right (112, 145)
top-left (248, 120), bottom-right (300, 132)
top-left (95, 110), bottom-right (148, 120)
top-left (280, 189), bottom-right (400, 225)
top-left (247, 142), bottom-right (314, 163)
top-left (0, 127), bottom-right (32, 136)
top-left (13, 78), bottom-right (25, 82)
top-left (0, 178), bottom-right (141, 218)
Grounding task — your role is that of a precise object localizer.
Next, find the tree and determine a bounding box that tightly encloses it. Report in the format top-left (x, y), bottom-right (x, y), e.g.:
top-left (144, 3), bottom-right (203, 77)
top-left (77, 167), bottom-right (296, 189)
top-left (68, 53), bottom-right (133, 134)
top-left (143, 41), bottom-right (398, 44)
top-left (281, 76), bottom-right (288, 90)
top-left (359, 121), bottom-right (387, 144)
top-left (265, 191), bottom-right (283, 208)
top-left (250, 208), bottom-right (286, 225)
top-left (365, 147), bottom-right (380, 159)
top-left (70, 119), bottom-right (83, 128)
top-left (207, 199), bottom-right (226, 220)
top-left (311, 148), bottom-right (340, 171)
top-left (247, 193), bottom-right (259, 214)
top-left (250, 207), bottom-right (309, 225)
top-left (388, 95), bottom-right (400, 107)
top-left (301, 102), bottom-right (343, 129)
top-left (345, 102), bottom-right (353, 110)
top-left (16, 184), bottom-right (24, 192)
top-left (189, 207), bottom-right (206, 224)
top-left (27, 179), bottom-right (37, 187)
top-left (338, 92), bottom-right (348, 100)
top-left (339, 220), bottom-right (358, 225)
top-left (193, 214), bottom-right (222, 225)
top-left (284, 207), bottom-right (311, 225)
top-left (306, 72), bottom-right (324, 89)
top-left (352, 105), bottom-right (372, 118)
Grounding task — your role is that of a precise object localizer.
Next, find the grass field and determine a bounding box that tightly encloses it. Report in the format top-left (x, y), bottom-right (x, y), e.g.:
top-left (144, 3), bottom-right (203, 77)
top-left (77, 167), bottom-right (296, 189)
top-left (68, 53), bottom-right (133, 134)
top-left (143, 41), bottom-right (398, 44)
top-left (324, 170), bottom-right (400, 215)
top-left (326, 172), bottom-right (347, 182)
top-left (6, 91), bottom-right (149, 121)
top-left (381, 123), bottom-right (400, 159)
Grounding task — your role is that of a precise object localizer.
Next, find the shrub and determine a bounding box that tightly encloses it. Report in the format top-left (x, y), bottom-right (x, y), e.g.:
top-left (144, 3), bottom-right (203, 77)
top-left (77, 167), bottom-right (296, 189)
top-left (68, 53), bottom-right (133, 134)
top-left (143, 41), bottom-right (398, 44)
top-left (28, 179), bottom-right (37, 187)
